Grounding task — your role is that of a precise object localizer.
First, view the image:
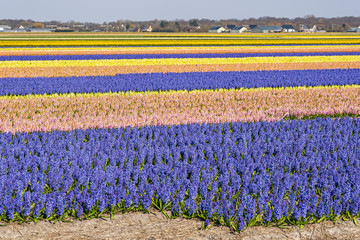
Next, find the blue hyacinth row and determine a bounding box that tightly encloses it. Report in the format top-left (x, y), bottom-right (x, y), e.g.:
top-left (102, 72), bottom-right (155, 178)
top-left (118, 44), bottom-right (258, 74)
top-left (0, 117), bottom-right (360, 230)
top-left (1, 52), bottom-right (359, 61)
top-left (1, 69), bottom-right (360, 96)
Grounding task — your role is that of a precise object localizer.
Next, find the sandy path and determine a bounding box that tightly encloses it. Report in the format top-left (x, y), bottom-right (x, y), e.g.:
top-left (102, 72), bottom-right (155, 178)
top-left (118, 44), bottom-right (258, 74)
top-left (0, 211), bottom-right (360, 240)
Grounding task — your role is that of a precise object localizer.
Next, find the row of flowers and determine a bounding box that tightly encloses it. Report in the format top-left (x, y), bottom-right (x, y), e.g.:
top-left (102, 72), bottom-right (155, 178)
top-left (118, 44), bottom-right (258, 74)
top-left (1, 45), bottom-right (359, 56)
top-left (3, 34), bottom-right (359, 39)
top-left (1, 38), bottom-right (360, 47)
top-left (2, 52), bottom-right (360, 61)
top-left (0, 85), bottom-right (359, 133)
top-left (2, 62), bottom-right (359, 78)
top-left (1, 55), bottom-right (359, 68)
top-left (0, 69), bottom-right (359, 96)
top-left (0, 35), bottom-right (359, 232)
top-left (0, 118), bottom-right (359, 231)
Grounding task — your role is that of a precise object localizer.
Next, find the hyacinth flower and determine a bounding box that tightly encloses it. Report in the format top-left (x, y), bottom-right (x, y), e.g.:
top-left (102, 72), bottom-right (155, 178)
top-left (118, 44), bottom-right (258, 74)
top-left (0, 117), bottom-right (359, 231)
top-left (1, 85), bottom-right (360, 134)
top-left (2, 68), bottom-right (360, 96)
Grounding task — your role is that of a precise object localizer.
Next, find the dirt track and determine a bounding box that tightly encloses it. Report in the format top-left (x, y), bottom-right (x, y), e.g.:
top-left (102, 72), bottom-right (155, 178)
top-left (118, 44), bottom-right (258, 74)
top-left (0, 211), bottom-right (360, 240)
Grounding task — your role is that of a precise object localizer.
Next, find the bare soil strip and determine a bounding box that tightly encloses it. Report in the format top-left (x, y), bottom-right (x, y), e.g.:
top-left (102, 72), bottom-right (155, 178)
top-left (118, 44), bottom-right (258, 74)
top-left (0, 211), bottom-right (359, 240)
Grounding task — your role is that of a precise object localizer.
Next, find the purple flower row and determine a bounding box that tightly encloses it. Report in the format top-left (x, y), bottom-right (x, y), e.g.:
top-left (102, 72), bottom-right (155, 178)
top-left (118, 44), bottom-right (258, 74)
top-left (0, 117), bottom-right (359, 229)
top-left (1, 52), bottom-right (359, 61)
top-left (1, 69), bottom-right (359, 96)
top-left (0, 118), bottom-right (360, 230)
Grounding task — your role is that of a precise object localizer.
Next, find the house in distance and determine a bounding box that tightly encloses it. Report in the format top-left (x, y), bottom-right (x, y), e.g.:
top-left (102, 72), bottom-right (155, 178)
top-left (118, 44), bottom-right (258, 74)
top-left (251, 25), bottom-right (283, 33)
top-left (346, 26), bottom-right (360, 32)
top-left (226, 25), bottom-right (236, 30)
top-left (0, 25), bottom-right (12, 32)
top-left (208, 26), bottom-right (226, 33)
top-left (299, 24), bottom-right (318, 32)
top-left (230, 26), bottom-right (248, 33)
top-left (282, 25), bottom-right (296, 32)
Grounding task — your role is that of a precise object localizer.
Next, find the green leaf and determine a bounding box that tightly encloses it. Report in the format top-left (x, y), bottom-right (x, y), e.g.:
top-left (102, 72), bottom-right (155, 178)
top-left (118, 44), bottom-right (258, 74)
top-left (161, 210), bottom-right (169, 219)
top-left (278, 225), bottom-right (289, 229)
top-left (230, 222), bottom-right (237, 231)
top-left (277, 218), bottom-right (286, 226)
top-left (317, 216), bottom-right (326, 223)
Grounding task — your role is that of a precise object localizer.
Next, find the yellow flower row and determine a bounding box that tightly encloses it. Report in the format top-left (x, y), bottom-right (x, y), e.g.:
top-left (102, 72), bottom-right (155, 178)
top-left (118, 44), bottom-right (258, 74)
top-left (1, 45), bottom-right (360, 52)
top-left (1, 38), bottom-right (360, 47)
top-left (1, 55), bottom-right (359, 68)
top-left (1, 84), bottom-right (359, 101)
top-left (1, 33), bottom-right (360, 39)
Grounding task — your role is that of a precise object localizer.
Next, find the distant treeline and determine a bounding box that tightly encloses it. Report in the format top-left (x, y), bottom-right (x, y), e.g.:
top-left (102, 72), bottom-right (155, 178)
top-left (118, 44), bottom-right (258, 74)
top-left (1, 16), bottom-right (360, 32)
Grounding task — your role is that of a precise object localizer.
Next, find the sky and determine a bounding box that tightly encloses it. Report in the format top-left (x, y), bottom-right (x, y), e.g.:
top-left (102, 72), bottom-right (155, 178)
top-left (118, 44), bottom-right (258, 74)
top-left (1, 0), bottom-right (360, 23)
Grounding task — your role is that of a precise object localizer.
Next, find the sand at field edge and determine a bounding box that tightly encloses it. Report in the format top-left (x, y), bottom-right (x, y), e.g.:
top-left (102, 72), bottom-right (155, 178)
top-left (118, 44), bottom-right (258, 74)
top-left (0, 211), bottom-right (360, 240)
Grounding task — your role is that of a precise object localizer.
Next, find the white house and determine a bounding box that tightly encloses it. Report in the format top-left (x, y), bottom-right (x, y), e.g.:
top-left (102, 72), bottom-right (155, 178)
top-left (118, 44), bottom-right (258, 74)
top-left (282, 25), bottom-right (296, 32)
top-left (230, 26), bottom-right (248, 33)
top-left (15, 25), bottom-right (26, 32)
top-left (299, 24), bottom-right (317, 32)
top-left (142, 26), bottom-right (152, 32)
top-left (208, 26), bottom-right (226, 33)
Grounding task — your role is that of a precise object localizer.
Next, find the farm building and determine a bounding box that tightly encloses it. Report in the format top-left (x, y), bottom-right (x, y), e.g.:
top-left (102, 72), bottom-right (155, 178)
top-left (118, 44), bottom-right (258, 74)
top-left (14, 25), bottom-right (26, 32)
top-left (184, 26), bottom-right (201, 32)
top-left (142, 26), bottom-right (152, 32)
top-left (282, 25), bottom-right (296, 32)
top-left (230, 26), bottom-right (248, 33)
top-left (249, 25), bottom-right (258, 30)
top-left (226, 25), bottom-right (236, 30)
top-left (72, 25), bottom-right (85, 31)
top-left (46, 25), bottom-right (58, 29)
top-left (0, 25), bottom-right (11, 32)
top-left (251, 25), bottom-right (282, 33)
top-left (299, 24), bottom-right (318, 32)
top-left (208, 26), bottom-right (226, 33)
top-left (57, 25), bottom-right (71, 30)
top-left (29, 28), bottom-right (53, 32)
top-left (346, 27), bottom-right (360, 32)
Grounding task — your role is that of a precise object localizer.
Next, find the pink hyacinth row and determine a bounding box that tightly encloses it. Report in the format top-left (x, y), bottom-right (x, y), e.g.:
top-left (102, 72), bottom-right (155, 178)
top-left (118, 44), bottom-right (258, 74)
top-left (0, 86), bottom-right (359, 133)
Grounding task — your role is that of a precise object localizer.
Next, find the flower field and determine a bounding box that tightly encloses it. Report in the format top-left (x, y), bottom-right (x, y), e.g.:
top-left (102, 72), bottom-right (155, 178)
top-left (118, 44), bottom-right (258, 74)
top-left (0, 33), bottom-right (360, 231)
top-left (1, 35), bottom-right (360, 47)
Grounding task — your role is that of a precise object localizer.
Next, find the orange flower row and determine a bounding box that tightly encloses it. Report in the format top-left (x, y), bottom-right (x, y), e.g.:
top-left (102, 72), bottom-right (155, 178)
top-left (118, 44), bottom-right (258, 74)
top-left (1, 62), bottom-right (359, 78)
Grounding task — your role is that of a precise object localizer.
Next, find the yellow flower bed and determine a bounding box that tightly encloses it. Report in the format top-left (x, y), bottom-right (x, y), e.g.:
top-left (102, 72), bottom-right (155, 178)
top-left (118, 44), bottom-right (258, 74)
top-left (1, 38), bottom-right (360, 47)
top-left (1, 55), bottom-right (359, 68)
top-left (1, 84), bottom-right (358, 100)
top-left (1, 44), bottom-right (360, 52)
